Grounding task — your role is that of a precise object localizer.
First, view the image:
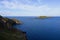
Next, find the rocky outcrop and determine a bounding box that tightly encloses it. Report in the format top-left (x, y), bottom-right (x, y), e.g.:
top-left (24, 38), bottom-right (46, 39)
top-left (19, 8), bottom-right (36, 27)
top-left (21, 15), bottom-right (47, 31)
top-left (0, 15), bottom-right (27, 40)
top-left (11, 18), bottom-right (22, 24)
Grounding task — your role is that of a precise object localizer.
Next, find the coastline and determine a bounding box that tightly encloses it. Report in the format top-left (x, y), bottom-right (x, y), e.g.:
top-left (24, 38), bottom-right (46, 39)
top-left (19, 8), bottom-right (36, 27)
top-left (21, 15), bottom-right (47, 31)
top-left (0, 15), bottom-right (27, 40)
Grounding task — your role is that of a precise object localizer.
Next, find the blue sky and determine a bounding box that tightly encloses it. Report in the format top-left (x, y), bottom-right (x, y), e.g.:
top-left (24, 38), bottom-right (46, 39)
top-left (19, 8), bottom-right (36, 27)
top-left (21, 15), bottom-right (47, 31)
top-left (0, 0), bottom-right (60, 16)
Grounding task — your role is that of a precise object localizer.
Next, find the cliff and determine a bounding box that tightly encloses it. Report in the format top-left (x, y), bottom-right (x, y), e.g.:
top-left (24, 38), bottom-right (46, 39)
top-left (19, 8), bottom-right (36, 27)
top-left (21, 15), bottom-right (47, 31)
top-left (0, 15), bottom-right (27, 40)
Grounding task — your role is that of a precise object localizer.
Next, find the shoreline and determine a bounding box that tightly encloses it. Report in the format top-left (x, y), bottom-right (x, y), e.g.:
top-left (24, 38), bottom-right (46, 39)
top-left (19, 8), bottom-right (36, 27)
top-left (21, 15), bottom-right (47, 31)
top-left (0, 15), bottom-right (27, 40)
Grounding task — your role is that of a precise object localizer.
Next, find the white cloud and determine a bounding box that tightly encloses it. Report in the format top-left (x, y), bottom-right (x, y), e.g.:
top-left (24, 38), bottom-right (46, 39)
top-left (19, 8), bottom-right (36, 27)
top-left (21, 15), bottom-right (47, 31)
top-left (0, 0), bottom-right (60, 16)
top-left (0, 0), bottom-right (49, 11)
top-left (0, 0), bottom-right (42, 10)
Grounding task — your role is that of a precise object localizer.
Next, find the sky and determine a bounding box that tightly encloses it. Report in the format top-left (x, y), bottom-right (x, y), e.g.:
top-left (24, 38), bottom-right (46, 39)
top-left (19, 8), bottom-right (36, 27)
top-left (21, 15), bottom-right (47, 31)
top-left (0, 0), bottom-right (60, 16)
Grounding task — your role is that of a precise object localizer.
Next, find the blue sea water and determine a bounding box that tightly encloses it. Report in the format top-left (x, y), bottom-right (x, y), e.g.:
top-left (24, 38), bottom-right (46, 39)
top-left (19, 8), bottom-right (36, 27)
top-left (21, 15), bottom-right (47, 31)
top-left (7, 17), bottom-right (60, 40)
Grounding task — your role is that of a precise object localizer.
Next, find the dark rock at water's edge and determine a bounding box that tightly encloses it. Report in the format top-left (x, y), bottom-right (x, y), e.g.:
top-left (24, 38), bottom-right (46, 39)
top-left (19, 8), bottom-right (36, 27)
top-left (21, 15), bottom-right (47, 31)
top-left (0, 15), bottom-right (27, 40)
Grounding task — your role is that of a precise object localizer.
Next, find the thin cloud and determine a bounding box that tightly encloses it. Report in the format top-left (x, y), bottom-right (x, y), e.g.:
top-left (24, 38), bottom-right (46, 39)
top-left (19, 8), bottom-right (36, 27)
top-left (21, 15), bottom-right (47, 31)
top-left (0, 0), bottom-right (42, 9)
top-left (0, 0), bottom-right (48, 11)
top-left (0, 0), bottom-right (60, 16)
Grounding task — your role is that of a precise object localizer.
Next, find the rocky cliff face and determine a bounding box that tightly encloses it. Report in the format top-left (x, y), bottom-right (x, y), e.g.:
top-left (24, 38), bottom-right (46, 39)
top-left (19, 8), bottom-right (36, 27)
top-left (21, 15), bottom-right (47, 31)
top-left (0, 15), bottom-right (27, 40)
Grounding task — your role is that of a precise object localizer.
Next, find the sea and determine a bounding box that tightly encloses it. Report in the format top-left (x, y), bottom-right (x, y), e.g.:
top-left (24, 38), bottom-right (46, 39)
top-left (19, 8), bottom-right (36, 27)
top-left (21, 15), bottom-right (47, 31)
top-left (6, 16), bottom-right (60, 40)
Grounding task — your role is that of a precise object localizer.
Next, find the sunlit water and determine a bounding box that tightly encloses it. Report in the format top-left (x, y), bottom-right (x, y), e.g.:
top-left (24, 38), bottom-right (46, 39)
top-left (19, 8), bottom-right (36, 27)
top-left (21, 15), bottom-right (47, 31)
top-left (7, 17), bottom-right (60, 40)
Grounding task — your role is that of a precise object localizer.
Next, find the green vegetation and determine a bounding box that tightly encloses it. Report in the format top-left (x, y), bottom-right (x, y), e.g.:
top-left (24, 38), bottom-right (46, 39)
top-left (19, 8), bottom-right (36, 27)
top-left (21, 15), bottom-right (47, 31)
top-left (38, 16), bottom-right (50, 19)
top-left (0, 15), bottom-right (27, 40)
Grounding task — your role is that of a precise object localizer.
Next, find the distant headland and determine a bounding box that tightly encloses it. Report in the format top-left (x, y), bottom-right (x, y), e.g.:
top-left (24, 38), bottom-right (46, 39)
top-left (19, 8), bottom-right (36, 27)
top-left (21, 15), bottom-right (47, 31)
top-left (38, 16), bottom-right (51, 19)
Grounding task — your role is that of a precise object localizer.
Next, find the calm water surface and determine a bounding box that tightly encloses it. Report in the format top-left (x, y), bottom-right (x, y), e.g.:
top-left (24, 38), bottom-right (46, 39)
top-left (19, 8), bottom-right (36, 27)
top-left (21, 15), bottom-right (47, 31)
top-left (7, 17), bottom-right (60, 40)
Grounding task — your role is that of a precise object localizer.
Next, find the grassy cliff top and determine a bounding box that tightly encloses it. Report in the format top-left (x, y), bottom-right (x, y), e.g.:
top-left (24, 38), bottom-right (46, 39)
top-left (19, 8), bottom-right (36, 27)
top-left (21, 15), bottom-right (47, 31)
top-left (0, 15), bottom-right (27, 40)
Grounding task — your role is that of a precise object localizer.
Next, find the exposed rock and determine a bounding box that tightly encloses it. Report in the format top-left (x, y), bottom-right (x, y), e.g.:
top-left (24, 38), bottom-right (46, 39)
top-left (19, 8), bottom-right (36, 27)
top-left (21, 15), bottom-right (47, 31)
top-left (0, 15), bottom-right (27, 40)
top-left (11, 18), bottom-right (22, 24)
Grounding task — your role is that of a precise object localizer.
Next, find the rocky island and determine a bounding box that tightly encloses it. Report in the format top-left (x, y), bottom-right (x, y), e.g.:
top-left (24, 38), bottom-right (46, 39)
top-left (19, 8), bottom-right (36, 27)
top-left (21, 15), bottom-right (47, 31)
top-left (0, 15), bottom-right (27, 40)
top-left (38, 16), bottom-right (50, 19)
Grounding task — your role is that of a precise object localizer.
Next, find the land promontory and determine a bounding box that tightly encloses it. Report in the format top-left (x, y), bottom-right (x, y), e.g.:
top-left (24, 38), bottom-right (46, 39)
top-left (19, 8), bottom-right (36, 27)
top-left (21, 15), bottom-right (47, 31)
top-left (0, 15), bottom-right (27, 40)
